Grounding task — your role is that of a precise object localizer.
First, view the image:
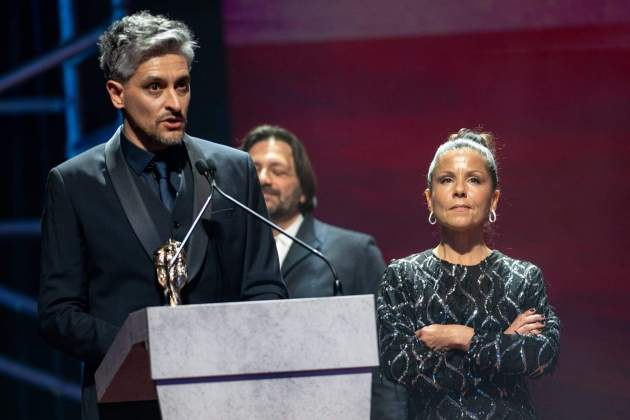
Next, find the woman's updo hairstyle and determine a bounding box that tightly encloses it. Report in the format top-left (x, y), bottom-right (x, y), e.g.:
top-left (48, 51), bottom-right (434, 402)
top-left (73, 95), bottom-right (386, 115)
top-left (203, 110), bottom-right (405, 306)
top-left (427, 128), bottom-right (499, 191)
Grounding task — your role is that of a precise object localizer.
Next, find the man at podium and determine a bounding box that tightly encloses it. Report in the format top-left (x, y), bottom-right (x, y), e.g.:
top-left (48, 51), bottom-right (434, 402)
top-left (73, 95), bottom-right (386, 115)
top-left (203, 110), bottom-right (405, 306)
top-left (38, 12), bottom-right (287, 420)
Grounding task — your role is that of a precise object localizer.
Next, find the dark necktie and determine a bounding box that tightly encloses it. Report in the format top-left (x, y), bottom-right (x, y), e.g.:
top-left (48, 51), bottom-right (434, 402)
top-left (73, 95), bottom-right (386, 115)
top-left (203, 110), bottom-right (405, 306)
top-left (153, 160), bottom-right (176, 211)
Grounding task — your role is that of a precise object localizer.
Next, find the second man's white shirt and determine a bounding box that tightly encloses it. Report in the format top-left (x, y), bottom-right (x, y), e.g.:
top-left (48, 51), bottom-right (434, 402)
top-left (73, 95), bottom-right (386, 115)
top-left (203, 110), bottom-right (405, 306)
top-left (274, 213), bottom-right (304, 268)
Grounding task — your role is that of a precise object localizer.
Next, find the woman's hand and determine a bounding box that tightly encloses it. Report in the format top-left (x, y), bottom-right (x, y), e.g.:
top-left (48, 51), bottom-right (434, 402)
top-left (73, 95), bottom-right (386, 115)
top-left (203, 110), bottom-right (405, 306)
top-left (415, 324), bottom-right (475, 352)
top-left (504, 308), bottom-right (545, 336)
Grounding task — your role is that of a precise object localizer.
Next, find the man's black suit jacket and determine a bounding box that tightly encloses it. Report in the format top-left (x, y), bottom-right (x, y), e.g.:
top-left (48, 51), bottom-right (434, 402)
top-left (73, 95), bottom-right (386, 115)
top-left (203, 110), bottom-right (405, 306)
top-left (38, 128), bottom-right (287, 419)
top-left (281, 215), bottom-right (409, 419)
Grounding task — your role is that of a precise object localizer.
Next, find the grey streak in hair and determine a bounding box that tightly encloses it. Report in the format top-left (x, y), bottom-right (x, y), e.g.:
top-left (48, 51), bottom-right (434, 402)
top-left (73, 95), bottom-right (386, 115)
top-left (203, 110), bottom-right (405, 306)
top-left (98, 11), bottom-right (197, 82)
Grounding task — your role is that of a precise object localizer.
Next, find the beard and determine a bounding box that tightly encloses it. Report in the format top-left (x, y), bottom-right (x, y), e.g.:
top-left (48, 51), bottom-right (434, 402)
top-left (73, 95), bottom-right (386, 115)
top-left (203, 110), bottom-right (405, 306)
top-left (263, 185), bottom-right (302, 224)
top-left (153, 130), bottom-right (185, 147)
top-left (124, 111), bottom-right (186, 149)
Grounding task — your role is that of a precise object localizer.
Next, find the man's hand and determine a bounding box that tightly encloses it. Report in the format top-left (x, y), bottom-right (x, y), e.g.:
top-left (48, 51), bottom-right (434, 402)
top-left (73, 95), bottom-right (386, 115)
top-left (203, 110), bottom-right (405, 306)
top-left (504, 308), bottom-right (545, 336)
top-left (415, 324), bottom-right (475, 352)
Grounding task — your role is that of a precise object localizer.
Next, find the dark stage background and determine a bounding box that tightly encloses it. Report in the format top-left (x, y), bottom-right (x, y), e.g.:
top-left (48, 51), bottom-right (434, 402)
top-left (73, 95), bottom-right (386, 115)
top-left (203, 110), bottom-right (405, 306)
top-left (224, 1), bottom-right (630, 419)
top-left (2, 1), bottom-right (629, 419)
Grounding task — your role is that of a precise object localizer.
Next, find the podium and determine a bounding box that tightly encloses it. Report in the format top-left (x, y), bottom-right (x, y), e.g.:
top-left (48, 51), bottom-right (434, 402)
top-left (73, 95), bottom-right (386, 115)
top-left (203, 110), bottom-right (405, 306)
top-left (94, 295), bottom-right (378, 419)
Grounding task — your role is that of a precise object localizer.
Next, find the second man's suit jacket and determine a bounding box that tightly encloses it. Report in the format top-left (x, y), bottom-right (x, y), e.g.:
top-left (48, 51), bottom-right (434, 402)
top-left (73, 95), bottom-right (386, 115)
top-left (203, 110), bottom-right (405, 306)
top-left (282, 214), bottom-right (384, 297)
top-left (281, 214), bottom-right (410, 419)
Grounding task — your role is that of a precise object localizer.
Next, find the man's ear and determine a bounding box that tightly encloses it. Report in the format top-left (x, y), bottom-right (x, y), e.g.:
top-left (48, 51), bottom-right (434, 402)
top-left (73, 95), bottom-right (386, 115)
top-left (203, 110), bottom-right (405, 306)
top-left (106, 80), bottom-right (125, 109)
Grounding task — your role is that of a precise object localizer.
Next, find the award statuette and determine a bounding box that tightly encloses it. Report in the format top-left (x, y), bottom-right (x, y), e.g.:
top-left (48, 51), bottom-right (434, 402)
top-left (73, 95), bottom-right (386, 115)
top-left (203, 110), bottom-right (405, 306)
top-left (154, 239), bottom-right (189, 306)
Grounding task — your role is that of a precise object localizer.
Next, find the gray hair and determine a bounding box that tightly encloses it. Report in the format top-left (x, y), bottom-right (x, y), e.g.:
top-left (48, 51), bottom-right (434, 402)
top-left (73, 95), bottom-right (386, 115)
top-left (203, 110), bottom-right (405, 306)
top-left (427, 128), bottom-right (499, 190)
top-left (98, 11), bottom-right (198, 82)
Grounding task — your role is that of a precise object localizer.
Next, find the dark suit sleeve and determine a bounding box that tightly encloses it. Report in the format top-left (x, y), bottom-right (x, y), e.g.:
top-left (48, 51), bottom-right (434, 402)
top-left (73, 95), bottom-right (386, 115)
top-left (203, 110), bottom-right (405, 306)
top-left (359, 237), bottom-right (386, 295)
top-left (362, 242), bottom-right (411, 420)
top-left (239, 157), bottom-right (288, 300)
top-left (38, 168), bottom-right (119, 364)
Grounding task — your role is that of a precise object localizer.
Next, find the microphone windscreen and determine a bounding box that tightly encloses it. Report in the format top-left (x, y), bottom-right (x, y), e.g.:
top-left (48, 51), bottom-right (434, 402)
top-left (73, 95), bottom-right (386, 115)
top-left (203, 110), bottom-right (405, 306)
top-left (206, 159), bottom-right (217, 175)
top-left (195, 160), bottom-right (217, 182)
top-left (195, 160), bottom-right (209, 175)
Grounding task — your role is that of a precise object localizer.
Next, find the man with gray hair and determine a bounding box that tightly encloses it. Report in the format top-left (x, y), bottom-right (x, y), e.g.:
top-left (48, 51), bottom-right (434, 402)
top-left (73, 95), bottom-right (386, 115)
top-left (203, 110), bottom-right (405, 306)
top-left (38, 12), bottom-right (286, 420)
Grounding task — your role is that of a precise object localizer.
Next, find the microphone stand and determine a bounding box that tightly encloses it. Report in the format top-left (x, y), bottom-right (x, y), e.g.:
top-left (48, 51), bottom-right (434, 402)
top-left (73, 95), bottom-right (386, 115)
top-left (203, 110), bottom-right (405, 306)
top-left (168, 188), bottom-right (214, 269)
top-left (198, 165), bottom-right (343, 296)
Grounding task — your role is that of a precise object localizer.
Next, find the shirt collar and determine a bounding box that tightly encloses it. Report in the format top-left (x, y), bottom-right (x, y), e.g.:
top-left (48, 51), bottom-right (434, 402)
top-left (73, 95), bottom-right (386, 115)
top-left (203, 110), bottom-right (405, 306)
top-left (121, 131), bottom-right (187, 174)
top-left (276, 213), bottom-right (304, 246)
top-left (275, 213), bottom-right (304, 267)
top-left (121, 132), bottom-right (155, 175)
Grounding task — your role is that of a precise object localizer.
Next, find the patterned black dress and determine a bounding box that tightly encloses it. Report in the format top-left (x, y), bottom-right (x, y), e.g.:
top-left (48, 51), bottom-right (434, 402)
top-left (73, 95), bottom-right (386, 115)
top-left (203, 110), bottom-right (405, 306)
top-left (376, 250), bottom-right (560, 419)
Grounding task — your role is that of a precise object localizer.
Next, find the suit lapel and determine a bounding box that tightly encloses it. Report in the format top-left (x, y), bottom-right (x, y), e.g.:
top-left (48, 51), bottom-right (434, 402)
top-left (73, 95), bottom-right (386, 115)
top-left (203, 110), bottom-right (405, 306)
top-left (281, 215), bottom-right (321, 277)
top-left (182, 135), bottom-right (212, 281)
top-left (104, 127), bottom-right (162, 261)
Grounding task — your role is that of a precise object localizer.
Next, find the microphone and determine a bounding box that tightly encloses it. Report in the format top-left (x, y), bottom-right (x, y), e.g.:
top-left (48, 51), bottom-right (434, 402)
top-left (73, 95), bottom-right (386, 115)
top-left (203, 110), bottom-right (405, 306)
top-left (195, 160), bottom-right (343, 296)
top-left (167, 165), bottom-right (215, 268)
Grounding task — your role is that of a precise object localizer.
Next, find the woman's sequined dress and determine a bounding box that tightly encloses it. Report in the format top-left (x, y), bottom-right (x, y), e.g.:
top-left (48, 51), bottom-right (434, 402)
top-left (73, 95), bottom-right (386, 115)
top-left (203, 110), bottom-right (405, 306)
top-left (377, 250), bottom-right (560, 419)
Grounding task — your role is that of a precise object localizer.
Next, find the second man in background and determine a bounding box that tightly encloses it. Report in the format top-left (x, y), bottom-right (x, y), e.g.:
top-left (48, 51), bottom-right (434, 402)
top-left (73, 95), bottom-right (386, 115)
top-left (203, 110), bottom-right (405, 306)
top-left (241, 124), bottom-right (409, 420)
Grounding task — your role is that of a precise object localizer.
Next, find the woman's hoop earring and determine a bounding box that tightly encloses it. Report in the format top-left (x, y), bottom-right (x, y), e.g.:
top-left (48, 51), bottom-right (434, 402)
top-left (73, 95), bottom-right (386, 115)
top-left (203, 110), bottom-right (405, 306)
top-left (428, 211), bottom-right (437, 225)
top-left (489, 210), bottom-right (497, 223)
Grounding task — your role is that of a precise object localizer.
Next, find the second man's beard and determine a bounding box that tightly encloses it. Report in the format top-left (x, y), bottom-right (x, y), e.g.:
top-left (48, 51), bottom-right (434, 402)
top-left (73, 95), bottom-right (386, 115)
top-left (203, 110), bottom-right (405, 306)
top-left (265, 187), bottom-right (302, 225)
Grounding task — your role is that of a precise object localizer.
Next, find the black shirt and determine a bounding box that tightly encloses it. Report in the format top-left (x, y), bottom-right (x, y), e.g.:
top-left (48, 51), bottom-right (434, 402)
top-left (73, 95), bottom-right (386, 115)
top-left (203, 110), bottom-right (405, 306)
top-left (120, 133), bottom-right (186, 200)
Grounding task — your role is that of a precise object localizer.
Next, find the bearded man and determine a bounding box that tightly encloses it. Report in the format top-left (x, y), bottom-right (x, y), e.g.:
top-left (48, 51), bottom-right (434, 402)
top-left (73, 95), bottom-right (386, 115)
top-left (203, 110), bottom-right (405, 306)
top-left (242, 125), bottom-right (410, 419)
top-left (38, 12), bottom-right (286, 420)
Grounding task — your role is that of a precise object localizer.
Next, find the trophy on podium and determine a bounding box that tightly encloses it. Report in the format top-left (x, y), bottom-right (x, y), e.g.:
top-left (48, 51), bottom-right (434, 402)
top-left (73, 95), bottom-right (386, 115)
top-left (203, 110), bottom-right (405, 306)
top-left (154, 239), bottom-right (188, 306)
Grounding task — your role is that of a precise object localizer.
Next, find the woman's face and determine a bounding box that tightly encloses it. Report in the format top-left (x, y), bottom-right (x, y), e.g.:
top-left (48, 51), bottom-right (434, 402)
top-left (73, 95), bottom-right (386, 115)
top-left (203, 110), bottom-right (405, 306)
top-left (425, 148), bottom-right (500, 233)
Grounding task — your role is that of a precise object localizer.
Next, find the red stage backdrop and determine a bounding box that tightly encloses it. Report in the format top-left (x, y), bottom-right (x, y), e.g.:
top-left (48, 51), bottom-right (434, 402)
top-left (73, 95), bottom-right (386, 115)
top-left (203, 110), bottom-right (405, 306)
top-left (222, 1), bottom-right (630, 418)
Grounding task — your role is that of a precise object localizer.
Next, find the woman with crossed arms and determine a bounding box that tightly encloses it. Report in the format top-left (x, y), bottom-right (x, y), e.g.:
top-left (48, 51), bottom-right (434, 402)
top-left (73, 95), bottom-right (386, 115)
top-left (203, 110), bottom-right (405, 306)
top-left (377, 128), bottom-right (560, 419)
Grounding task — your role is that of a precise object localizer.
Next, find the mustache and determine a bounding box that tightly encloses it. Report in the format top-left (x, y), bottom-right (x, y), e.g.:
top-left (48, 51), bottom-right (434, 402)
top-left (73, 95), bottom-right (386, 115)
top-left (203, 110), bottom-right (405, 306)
top-left (261, 186), bottom-right (280, 196)
top-left (157, 112), bottom-right (187, 123)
